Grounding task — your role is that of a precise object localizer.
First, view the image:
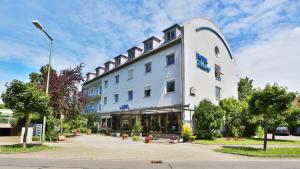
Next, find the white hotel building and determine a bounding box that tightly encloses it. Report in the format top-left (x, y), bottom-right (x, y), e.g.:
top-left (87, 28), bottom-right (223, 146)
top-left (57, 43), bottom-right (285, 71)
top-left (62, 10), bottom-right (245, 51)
top-left (82, 17), bottom-right (237, 136)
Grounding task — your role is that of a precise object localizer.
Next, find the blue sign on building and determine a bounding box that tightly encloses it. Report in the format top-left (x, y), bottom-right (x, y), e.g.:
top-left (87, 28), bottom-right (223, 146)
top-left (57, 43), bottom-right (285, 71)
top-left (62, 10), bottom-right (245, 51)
top-left (120, 104), bottom-right (130, 110)
top-left (196, 53), bottom-right (210, 72)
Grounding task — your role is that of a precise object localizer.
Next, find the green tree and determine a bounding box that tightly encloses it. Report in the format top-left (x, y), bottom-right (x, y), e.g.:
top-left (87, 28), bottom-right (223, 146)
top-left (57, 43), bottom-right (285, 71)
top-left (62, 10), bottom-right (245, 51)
top-left (194, 99), bottom-right (224, 140)
top-left (132, 120), bottom-right (143, 136)
top-left (219, 97), bottom-right (248, 137)
top-left (285, 97), bottom-right (300, 134)
top-left (248, 84), bottom-right (295, 150)
top-left (1, 80), bottom-right (49, 148)
top-left (238, 77), bottom-right (254, 101)
top-left (0, 104), bottom-right (5, 109)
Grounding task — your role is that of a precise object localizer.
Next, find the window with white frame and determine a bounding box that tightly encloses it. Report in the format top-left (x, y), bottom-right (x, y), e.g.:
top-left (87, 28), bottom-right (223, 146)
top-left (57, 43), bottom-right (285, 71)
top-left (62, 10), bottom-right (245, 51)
top-left (114, 94), bottom-right (119, 103)
top-left (166, 53), bottom-right (175, 66)
top-left (166, 80), bottom-right (175, 93)
top-left (104, 80), bottom-right (108, 88)
top-left (115, 75), bottom-right (119, 84)
top-left (145, 62), bottom-right (151, 73)
top-left (128, 50), bottom-right (135, 60)
top-left (104, 96), bottom-right (108, 105)
top-left (128, 90), bottom-right (133, 100)
top-left (215, 64), bottom-right (221, 81)
top-left (128, 69), bottom-right (134, 80)
top-left (165, 29), bottom-right (176, 42)
top-left (144, 86), bottom-right (151, 98)
top-left (115, 57), bottom-right (121, 66)
top-left (215, 86), bottom-right (221, 100)
top-left (144, 41), bottom-right (153, 52)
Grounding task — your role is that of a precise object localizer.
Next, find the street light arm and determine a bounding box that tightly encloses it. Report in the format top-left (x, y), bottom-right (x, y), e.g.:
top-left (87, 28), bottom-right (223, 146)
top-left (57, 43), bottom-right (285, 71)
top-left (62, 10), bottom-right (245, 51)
top-left (42, 29), bottom-right (53, 42)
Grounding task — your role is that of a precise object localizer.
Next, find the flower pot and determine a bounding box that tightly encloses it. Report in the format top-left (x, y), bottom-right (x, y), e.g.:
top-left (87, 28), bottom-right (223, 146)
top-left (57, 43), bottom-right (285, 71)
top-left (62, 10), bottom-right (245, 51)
top-left (58, 135), bottom-right (66, 141)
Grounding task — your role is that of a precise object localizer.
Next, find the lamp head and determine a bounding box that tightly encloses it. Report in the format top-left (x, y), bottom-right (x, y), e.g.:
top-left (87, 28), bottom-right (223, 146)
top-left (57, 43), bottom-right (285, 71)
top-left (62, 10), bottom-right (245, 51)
top-left (32, 20), bottom-right (44, 30)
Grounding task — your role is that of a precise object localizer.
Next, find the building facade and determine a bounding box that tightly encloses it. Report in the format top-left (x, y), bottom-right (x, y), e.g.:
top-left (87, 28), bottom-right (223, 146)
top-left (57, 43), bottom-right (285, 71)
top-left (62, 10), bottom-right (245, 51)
top-left (82, 17), bottom-right (237, 136)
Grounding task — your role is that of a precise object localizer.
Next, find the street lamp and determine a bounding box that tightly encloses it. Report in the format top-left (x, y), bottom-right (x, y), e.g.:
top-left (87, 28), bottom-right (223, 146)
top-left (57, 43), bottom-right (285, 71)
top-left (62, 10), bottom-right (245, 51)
top-left (32, 20), bottom-right (53, 142)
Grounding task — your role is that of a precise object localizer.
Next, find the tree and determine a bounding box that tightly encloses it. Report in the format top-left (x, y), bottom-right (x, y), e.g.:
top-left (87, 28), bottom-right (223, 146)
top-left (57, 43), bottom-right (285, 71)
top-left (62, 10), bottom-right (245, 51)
top-left (248, 84), bottom-right (295, 150)
top-left (285, 96), bottom-right (300, 135)
top-left (29, 64), bottom-right (86, 119)
top-left (238, 77), bottom-right (254, 101)
top-left (1, 80), bottom-right (49, 148)
top-left (219, 97), bottom-right (248, 137)
top-left (194, 99), bottom-right (224, 140)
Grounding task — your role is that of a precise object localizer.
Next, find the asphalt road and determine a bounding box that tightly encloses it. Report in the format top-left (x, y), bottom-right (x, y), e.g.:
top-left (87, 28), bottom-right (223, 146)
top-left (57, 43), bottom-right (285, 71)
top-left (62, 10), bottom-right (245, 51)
top-left (0, 157), bottom-right (300, 169)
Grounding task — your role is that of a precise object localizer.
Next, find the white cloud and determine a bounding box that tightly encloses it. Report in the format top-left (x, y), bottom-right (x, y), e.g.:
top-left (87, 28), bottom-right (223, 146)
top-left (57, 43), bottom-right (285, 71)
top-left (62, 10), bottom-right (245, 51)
top-left (236, 27), bottom-right (300, 93)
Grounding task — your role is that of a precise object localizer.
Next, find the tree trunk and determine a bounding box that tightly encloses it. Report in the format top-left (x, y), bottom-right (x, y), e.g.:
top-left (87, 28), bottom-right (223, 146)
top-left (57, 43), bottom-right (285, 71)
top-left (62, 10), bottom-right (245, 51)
top-left (23, 113), bottom-right (30, 148)
top-left (263, 118), bottom-right (268, 151)
top-left (272, 127), bottom-right (276, 140)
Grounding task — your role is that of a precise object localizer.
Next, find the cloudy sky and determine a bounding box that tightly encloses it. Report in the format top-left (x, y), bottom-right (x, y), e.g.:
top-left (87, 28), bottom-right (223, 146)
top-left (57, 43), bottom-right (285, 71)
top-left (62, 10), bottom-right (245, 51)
top-left (0, 0), bottom-right (300, 99)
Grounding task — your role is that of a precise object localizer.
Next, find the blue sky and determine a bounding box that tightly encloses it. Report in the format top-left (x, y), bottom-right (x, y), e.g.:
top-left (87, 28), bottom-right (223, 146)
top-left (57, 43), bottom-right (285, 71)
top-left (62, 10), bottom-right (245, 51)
top-left (1, 0), bottom-right (300, 99)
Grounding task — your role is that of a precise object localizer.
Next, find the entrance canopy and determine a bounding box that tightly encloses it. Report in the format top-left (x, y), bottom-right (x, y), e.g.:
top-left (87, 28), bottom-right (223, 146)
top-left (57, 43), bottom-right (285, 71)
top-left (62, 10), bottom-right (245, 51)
top-left (97, 104), bottom-right (191, 116)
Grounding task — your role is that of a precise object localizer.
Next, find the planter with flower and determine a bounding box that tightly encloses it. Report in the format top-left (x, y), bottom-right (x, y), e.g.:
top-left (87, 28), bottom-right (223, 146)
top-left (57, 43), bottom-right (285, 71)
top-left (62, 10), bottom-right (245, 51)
top-left (181, 124), bottom-right (193, 142)
top-left (145, 135), bottom-right (153, 143)
top-left (169, 135), bottom-right (178, 143)
top-left (122, 133), bottom-right (128, 140)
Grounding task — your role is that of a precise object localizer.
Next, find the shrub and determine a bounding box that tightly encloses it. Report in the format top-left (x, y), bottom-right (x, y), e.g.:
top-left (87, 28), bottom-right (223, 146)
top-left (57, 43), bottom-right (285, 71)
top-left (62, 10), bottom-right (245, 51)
top-left (132, 120), bottom-right (143, 136)
top-left (32, 136), bottom-right (40, 141)
top-left (194, 99), bottom-right (224, 140)
top-left (132, 135), bottom-right (140, 141)
top-left (255, 125), bottom-right (264, 139)
top-left (181, 124), bottom-right (192, 142)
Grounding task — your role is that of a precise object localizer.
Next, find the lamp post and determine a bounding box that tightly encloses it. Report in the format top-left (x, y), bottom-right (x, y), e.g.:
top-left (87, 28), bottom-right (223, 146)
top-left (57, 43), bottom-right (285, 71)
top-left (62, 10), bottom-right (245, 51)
top-left (32, 20), bottom-right (53, 142)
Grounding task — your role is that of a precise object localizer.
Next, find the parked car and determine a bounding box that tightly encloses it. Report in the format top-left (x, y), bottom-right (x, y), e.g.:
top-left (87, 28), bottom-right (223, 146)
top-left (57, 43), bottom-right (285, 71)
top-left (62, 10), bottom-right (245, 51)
top-left (275, 126), bottom-right (290, 136)
top-left (296, 127), bottom-right (300, 136)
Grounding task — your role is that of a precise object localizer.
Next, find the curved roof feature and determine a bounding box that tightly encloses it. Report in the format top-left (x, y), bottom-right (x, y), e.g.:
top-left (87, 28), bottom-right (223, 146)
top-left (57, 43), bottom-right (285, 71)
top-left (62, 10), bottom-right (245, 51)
top-left (195, 26), bottom-right (233, 59)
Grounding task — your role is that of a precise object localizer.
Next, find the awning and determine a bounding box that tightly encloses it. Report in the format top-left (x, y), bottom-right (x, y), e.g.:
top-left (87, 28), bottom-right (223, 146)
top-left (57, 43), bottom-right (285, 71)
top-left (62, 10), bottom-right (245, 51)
top-left (94, 104), bottom-right (191, 116)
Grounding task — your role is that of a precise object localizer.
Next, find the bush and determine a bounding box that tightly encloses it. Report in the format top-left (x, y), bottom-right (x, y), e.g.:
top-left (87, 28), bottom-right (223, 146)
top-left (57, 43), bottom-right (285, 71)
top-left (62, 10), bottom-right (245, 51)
top-left (194, 99), bottom-right (224, 140)
top-left (32, 136), bottom-right (40, 141)
top-left (46, 115), bottom-right (60, 142)
top-left (132, 135), bottom-right (140, 141)
top-left (181, 124), bottom-right (192, 142)
top-left (132, 120), bottom-right (143, 136)
top-left (255, 125), bottom-right (264, 139)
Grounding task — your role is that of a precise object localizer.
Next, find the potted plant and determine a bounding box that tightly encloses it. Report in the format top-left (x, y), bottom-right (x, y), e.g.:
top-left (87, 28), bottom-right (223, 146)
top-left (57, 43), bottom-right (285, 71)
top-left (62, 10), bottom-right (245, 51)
top-left (73, 128), bottom-right (80, 136)
top-left (132, 120), bottom-right (143, 136)
top-left (170, 135), bottom-right (178, 143)
top-left (122, 133), bottom-right (128, 140)
top-left (181, 124), bottom-right (192, 142)
top-left (86, 129), bottom-right (92, 135)
top-left (145, 135), bottom-right (153, 143)
top-left (58, 134), bottom-right (66, 141)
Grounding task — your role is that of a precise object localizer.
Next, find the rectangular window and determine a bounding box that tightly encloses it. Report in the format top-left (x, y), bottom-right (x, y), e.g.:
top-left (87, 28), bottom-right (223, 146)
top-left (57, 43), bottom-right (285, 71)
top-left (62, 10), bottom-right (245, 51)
top-left (115, 58), bottom-right (121, 66)
top-left (104, 80), bottom-right (108, 88)
top-left (166, 80), bottom-right (175, 93)
top-left (166, 29), bottom-right (176, 42)
top-left (98, 103), bottom-right (101, 112)
top-left (114, 94), bottom-right (119, 103)
top-left (104, 96), bottom-right (107, 105)
top-left (128, 69), bottom-right (134, 80)
top-left (115, 75), bottom-right (119, 84)
top-left (144, 41), bottom-right (153, 52)
top-left (215, 64), bottom-right (221, 81)
top-left (105, 64), bottom-right (109, 72)
top-left (128, 90), bottom-right (133, 100)
top-left (144, 86), bottom-right (151, 98)
top-left (98, 86), bottom-right (102, 95)
top-left (166, 53), bottom-right (175, 66)
top-left (128, 50), bottom-right (135, 60)
top-left (215, 86), bottom-right (221, 100)
top-left (145, 62), bottom-right (151, 73)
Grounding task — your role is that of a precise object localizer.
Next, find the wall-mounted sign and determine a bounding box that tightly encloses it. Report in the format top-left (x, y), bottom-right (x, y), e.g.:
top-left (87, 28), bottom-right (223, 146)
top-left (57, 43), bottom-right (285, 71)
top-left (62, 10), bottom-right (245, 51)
top-left (196, 53), bottom-right (210, 72)
top-left (120, 104), bottom-right (130, 110)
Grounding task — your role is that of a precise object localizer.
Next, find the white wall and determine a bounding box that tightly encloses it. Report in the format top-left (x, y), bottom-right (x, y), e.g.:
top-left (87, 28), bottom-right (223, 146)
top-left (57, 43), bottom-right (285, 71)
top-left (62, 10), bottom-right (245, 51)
top-left (91, 43), bottom-right (183, 113)
top-left (182, 18), bottom-right (238, 122)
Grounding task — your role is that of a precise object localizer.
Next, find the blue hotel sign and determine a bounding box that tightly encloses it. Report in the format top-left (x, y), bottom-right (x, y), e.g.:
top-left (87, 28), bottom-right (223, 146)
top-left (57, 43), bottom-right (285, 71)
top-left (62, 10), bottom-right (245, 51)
top-left (196, 53), bottom-right (210, 72)
top-left (120, 104), bottom-right (130, 110)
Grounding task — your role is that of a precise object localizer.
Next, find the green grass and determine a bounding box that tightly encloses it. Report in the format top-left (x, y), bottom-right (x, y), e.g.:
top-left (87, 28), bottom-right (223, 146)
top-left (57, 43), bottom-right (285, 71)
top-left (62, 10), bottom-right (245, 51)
top-left (194, 138), bottom-right (300, 145)
top-left (0, 144), bottom-right (55, 154)
top-left (216, 147), bottom-right (300, 157)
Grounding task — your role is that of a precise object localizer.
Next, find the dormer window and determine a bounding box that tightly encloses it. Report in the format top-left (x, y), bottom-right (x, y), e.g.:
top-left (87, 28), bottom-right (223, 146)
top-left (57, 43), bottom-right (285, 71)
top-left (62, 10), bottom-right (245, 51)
top-left (115, 57), bottom-right (121, 66)
top-left (127, 47), bottom-right (142, 61)
top-left (144, 41), bottom-right (153, 52)
top-left (143, 36), bottom-right (160, 53)
top-left (163, 24), bottom-right (181, 43)
top-left (165, 29), bottom-right (176, 42)
top-left (104, 64), bottom-right (109, 72)
top-left (128, 50), bottom-right (135, 60)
